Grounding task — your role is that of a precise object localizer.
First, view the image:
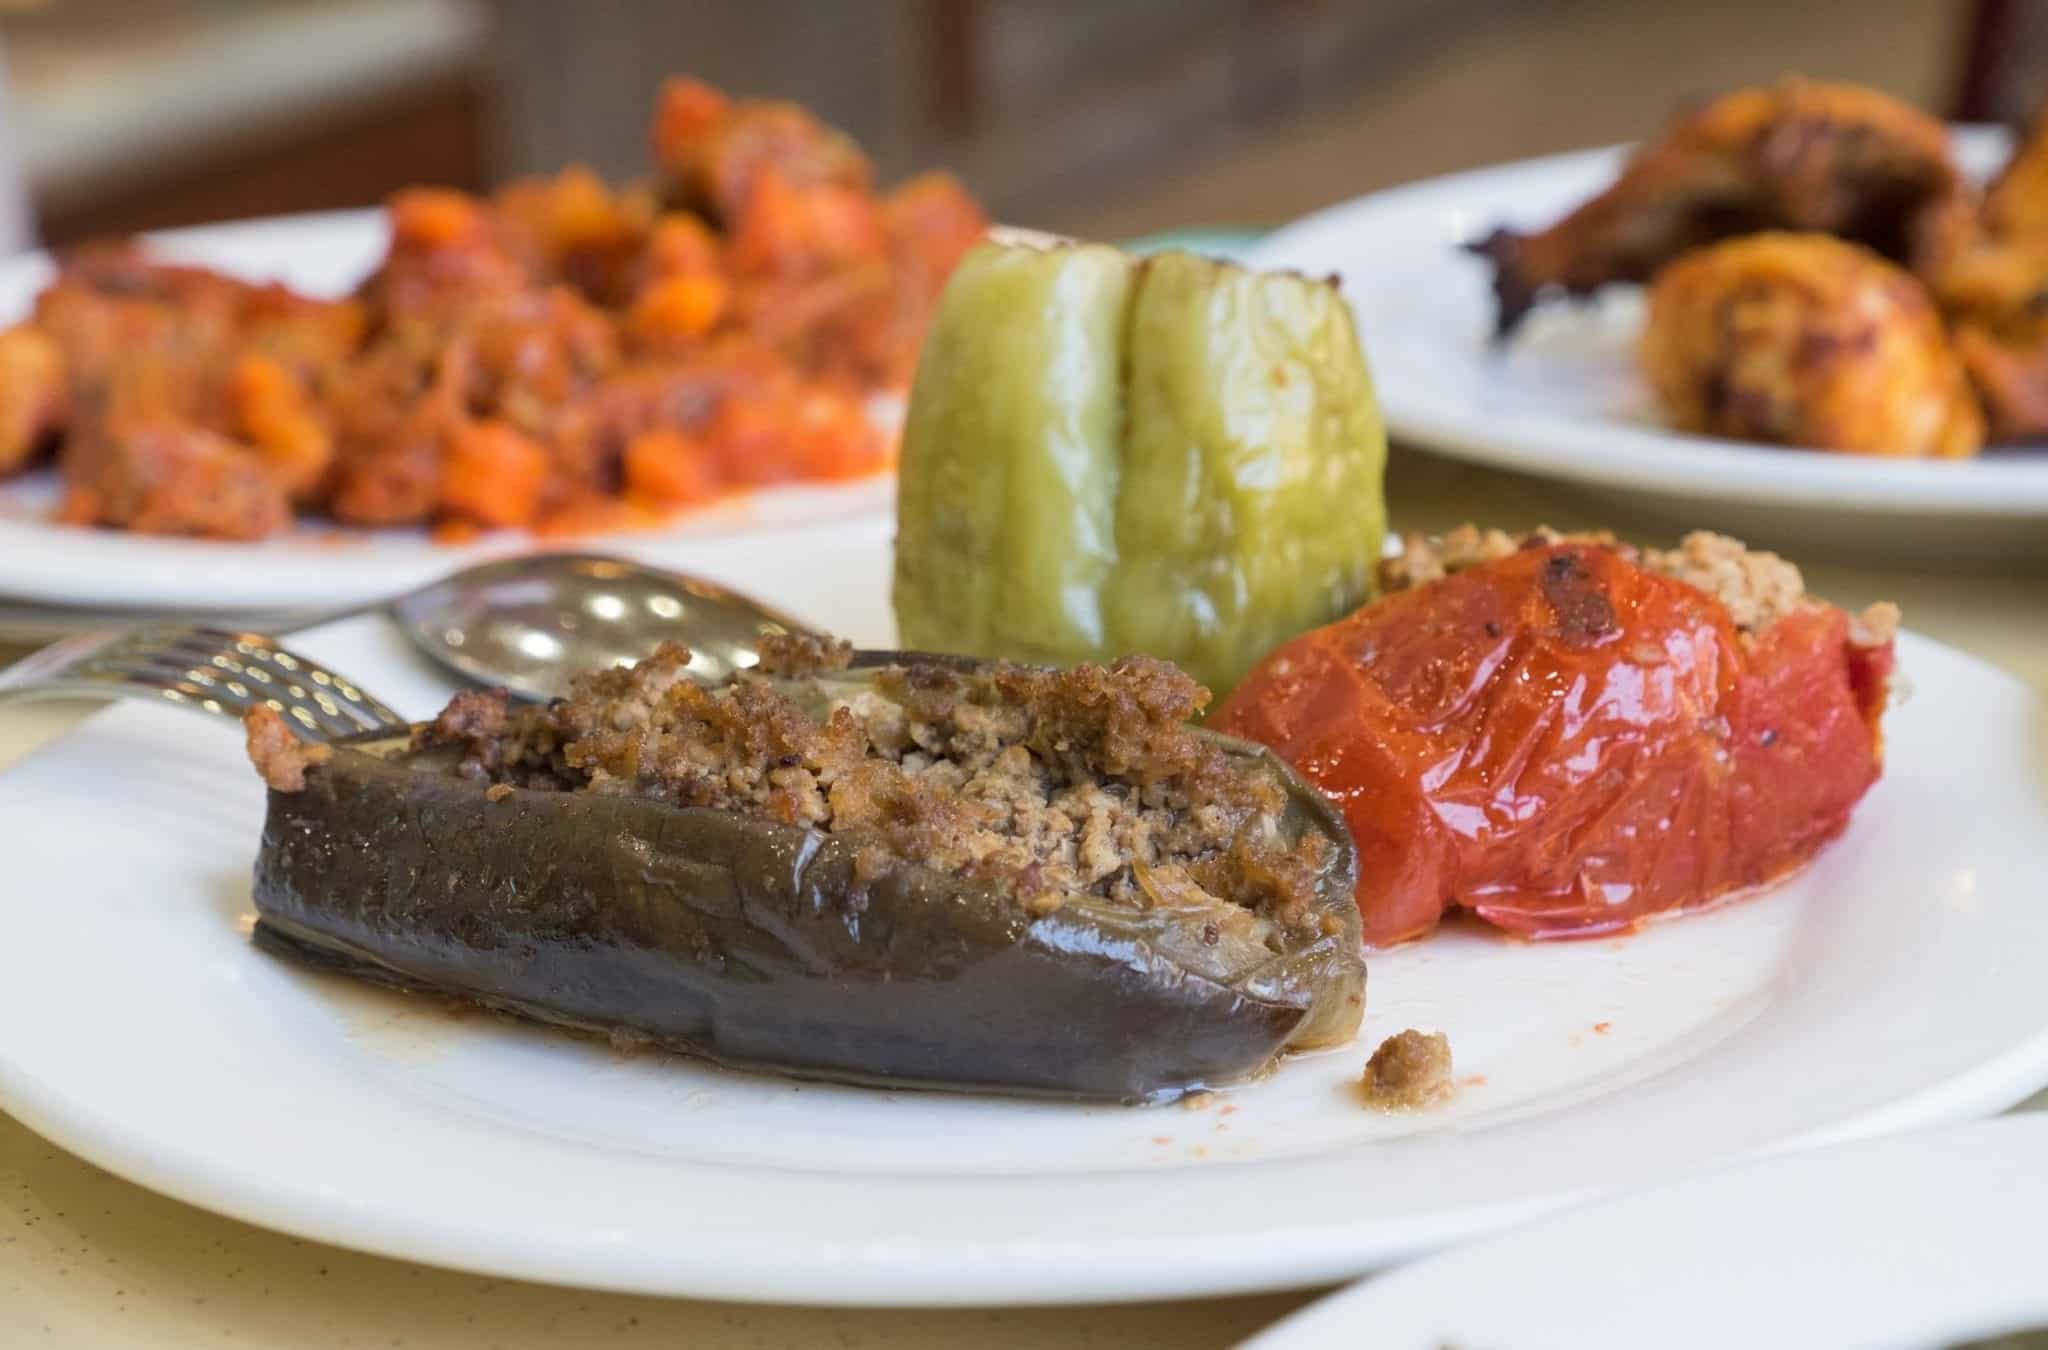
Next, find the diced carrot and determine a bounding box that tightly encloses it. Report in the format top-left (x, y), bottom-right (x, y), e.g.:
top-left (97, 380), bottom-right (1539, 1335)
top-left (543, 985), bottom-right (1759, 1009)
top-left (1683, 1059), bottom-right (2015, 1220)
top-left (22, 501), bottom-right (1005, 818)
top-left (793, 385), bottom-right (890, 477)
top-left (623, 428), bottom-right (719, 504)
top-left (704, 383), bottom-right (881, 484)
top-left (727, 169), bottom-right (885, 278)
top-left (645, 213), bottom-right (723, 278)
top-left (544, 165), bottom-right (625, 249)
top-left (228, 351), bottom-right (291, 405)
top-left (534, 495), bottom-right (642, 538)
top-left (228, 352), bottom-right (332, 495)
top-left (651, 78), bottom-right (730, 171)
top-left (390, 188), bottom-right (486, 249)
top-left (439, 419), bottom-right (549, 528)
top-left (882, 171), bottom-right (989, 272)
top-left (629, 274), bottom-right (729, 344)
top-left (430, 517), bottom-right (484, 545)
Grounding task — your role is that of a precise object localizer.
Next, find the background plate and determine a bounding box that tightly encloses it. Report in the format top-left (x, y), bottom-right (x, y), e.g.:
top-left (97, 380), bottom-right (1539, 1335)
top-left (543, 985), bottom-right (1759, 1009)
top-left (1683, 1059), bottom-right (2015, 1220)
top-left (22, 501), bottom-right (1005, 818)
top-left (1246, 1115), bottom-right (2048, 1350)
top-left (1249, 128), bottom-right (2048, 564)
top-left (0, 536), bottom-right (2045, 1306)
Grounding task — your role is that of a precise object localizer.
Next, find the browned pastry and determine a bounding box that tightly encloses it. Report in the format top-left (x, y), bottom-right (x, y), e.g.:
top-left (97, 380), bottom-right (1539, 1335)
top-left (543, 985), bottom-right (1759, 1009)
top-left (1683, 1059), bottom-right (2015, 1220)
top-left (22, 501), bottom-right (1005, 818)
top-left (1640, 232), bottom-right (1983, 458)
top-left (1473, 79), bottom-right (1974, 337)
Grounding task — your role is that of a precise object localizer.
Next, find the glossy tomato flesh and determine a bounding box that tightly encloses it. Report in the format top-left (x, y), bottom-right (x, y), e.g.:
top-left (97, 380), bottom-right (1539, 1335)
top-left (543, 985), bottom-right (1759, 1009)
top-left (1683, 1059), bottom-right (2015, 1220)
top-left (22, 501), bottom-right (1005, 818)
top-left (1212, 545), bottom-right (1892, 946)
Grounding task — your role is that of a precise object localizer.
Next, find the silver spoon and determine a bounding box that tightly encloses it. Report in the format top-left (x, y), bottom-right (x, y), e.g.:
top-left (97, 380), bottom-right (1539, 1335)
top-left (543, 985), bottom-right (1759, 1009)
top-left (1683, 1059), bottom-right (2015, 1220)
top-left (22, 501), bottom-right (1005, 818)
top-left (390, 553), bottom-right (814, 702)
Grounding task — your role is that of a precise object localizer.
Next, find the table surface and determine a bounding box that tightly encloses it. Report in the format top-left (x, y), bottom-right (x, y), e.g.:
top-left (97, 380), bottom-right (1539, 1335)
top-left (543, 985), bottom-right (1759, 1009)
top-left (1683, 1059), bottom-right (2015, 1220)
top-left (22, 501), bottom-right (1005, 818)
top-left (3, 446), bottom-right (2044, 1348)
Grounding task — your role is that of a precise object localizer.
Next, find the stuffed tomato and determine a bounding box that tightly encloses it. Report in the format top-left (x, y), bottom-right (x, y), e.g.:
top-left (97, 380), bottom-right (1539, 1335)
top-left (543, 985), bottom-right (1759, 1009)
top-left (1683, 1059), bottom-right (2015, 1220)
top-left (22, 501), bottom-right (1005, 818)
top-left (1212, 529), bottom-right (1896, 946)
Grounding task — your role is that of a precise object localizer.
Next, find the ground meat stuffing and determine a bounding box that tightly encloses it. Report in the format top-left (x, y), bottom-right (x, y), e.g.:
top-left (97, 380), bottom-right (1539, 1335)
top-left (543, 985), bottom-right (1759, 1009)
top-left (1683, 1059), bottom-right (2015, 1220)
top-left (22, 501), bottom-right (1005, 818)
top-left (1358, 1029), bottom-right (1453, 1110)
top-left (412, 641), bottom-right (1331, 940)
top-left (1380, 523), bottom-right (1598, 590)
top-left (1848, 600), bottom-right (1902, 648)
top-left (753, 631), bottom-right (854, 677)
top-left (1637, 530), bottom-right (1807, 633)
top-left (1382, 524), bottom-right (1892, 644)
top-left (243, 705), bottom-right (332, 792)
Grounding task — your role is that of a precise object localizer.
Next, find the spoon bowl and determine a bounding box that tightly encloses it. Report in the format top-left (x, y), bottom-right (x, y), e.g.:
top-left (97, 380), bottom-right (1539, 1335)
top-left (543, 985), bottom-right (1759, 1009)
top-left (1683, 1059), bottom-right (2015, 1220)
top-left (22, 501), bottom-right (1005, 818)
top-left (391, 553), bottom-right (812, 702)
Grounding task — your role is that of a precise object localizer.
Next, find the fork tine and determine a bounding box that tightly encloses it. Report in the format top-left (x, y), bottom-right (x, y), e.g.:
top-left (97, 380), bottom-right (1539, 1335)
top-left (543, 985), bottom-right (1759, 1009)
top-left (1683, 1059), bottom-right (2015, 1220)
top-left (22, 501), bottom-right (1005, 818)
top-left (221, 632), bottom-right (404, 730)
top-left (0, 624), bottom-right (405, 739)
top-left (176, 681), bottom-right (351, 740)
top-left (205, 632), bottom-right (399, 727)
top-left (72, 662), bottom-right (369, 741)
top-left (230, 636), bottom-right (402, 729)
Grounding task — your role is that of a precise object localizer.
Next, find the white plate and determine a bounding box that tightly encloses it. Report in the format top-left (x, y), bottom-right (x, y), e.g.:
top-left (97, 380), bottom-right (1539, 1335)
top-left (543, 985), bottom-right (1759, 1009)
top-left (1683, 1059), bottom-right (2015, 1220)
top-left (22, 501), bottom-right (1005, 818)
top-left (1, 534), bottom-right (2046, 1307)
top-left (1250, 127), bottom-right (2048, 564)
top-left (1245, 1114), bottom-right (2048, 1350)
top-left (0, 209), bottom-right (898, 611)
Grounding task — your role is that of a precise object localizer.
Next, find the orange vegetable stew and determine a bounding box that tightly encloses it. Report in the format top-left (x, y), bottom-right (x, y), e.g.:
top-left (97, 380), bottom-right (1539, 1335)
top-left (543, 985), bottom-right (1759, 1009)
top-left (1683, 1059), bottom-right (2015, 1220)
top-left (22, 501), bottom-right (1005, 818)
top-left (0, 78), bottom-right (987, 540)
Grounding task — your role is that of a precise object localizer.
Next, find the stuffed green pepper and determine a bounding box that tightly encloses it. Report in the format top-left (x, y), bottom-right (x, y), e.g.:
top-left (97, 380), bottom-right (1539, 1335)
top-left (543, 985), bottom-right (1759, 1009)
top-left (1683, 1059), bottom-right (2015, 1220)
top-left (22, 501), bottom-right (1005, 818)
top-left (893, 240), bottom-right (1388, 694)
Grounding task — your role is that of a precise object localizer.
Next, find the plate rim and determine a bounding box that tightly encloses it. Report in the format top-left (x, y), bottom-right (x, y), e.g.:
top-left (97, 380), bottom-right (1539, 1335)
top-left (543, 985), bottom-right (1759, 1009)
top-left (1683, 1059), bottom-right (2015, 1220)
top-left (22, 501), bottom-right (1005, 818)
top-left (22, 998), bottom-right (2046, 1309)
top-left (1241, 1112), bottom-right (2048, 1348)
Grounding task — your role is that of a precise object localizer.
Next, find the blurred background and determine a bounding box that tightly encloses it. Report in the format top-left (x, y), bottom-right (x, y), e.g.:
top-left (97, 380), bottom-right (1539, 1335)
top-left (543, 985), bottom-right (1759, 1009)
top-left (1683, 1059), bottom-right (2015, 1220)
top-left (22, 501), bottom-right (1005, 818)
top-left (0, 0), bottom-right (2030, 249)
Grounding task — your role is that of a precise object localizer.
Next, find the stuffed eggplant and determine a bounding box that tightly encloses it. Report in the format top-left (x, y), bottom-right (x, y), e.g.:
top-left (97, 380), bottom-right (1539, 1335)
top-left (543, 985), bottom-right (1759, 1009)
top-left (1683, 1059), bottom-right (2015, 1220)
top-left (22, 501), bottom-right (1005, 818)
top-left (245, 637), bottom-right (1365, 1103)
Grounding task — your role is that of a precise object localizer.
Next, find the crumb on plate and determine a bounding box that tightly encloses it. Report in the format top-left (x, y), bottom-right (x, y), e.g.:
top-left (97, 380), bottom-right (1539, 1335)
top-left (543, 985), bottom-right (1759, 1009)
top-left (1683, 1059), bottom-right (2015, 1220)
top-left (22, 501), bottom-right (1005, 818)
top-left (1359, 1029), bottom-right (1454, 1110)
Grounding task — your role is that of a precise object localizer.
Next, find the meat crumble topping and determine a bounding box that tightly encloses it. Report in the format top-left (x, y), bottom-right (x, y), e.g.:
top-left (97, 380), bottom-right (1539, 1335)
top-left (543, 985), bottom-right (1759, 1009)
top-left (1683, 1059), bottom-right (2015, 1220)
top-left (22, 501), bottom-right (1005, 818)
top-left (752, 630), bottom-right (855, 676)
top-left (1382, 524), bottom-right (1895, 644)
top-left (409, 642), bottom-right (1332, 941)
top-left (243, 706), bottom-right (331, 792)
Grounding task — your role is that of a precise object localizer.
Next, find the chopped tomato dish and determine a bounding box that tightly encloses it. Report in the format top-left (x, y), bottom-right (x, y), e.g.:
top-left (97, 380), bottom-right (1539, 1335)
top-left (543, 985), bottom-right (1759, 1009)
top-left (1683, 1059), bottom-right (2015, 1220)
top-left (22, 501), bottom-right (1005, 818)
top-left (1213, 530), bottom-right (1896, 946)
top-left (0, 78), bottom-right (987, 540)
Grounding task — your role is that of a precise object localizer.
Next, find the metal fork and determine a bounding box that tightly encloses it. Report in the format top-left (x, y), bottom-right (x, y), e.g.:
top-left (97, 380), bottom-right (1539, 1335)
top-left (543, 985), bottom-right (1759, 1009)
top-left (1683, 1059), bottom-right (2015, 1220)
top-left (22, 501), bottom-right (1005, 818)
top-left (0, 626), bottom-right (404, 740)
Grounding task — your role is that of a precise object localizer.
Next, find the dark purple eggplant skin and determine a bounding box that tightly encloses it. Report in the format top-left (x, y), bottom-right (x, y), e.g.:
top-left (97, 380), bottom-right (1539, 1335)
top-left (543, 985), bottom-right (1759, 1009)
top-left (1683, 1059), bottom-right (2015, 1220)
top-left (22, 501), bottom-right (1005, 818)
top-left (251, 722), bottom-right (1363, 1104)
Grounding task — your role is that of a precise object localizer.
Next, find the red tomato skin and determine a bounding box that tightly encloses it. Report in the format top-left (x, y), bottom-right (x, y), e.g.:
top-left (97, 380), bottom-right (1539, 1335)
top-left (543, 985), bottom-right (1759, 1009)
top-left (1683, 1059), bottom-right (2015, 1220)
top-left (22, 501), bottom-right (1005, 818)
top-left (1212, 545), bottom-right (1890, 947)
